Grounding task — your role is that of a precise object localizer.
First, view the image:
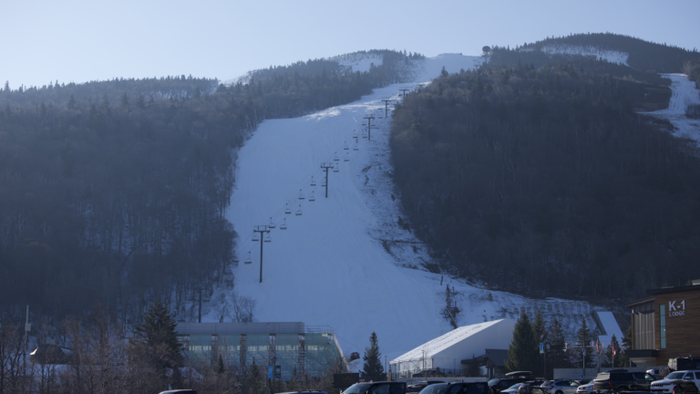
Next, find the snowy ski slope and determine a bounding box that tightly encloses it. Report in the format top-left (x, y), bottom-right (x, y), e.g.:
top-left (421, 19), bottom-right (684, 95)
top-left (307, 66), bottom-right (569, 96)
top-left (217, 54), bottom-right (599, 364)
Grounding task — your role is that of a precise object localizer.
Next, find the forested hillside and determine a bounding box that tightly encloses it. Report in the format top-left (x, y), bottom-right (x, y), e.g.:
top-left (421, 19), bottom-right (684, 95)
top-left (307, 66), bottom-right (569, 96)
top-left (502, 33), bottom-right (700, 72)
top-left (390, 52), bottom-right (700, 300)
top-left (0, 50), bottom-right (420, 322)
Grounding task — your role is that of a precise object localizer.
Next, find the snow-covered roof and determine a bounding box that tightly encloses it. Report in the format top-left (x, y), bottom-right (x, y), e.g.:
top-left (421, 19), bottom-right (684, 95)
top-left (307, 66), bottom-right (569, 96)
top-left (391, 319), bottom-right (514, 363)
top-left (595, 311), bottom-right (624, 346)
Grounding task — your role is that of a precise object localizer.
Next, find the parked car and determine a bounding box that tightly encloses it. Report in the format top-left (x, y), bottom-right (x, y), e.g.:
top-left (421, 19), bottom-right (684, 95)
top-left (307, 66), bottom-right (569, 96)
top-left (650, 370), bottom-right (700, 394)
top-left (419, 382), bottom-right (488, 394)
top-left (593, 370), bottom-right (652, 393)
top-left (575, 382), bottom-right (595, 394)
top-left (543, 380), bottom-right (580, 394)
top-left (501, 383), bottom-right (524, 394)
top-left (408, 381), bottom-right (445, 394)
top-left (489, 371), bottom-right (534, 392)
top-left (343, 382), bottom-right (407, 394)
top-left (420, 384), bottom-right (451, 394)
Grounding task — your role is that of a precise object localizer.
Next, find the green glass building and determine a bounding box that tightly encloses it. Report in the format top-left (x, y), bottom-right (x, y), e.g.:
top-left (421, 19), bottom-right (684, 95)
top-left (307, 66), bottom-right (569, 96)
top-left (176, 322), bottom-right (346, 381)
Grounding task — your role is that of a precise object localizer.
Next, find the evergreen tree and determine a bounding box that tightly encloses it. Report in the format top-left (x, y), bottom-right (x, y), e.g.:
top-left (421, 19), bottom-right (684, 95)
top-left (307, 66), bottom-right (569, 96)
top-left (603, 334), bottom-right (624, 368)
top-left (572, 317), bottom-right (595, 368)
top-left (361, 332), bottom-right (386, 380)
top-left (440, 66), bottom-right (449, 78)
top-left (531, 309), bottom-right (546, 377)
top-left (547, 318), bottom-right (569, 370)
top-left (131, 300), bottom-right (184, 371)
top-left (506, 308), bottom-right (539, 372)
top-left (442, 284), bottom-right (460, 329)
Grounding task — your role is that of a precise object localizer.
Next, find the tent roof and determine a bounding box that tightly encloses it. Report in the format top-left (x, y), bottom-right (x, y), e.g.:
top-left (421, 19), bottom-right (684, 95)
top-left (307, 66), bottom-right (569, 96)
top-left (391, 319), bottom-right (509, 363)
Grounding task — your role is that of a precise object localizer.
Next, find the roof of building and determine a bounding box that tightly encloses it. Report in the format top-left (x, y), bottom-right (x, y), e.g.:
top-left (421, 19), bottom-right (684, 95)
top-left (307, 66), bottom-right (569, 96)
top-left (175, 322), bottom-right (305, 335)
top-left (646, 282), bottom-right (700, 296)
top-left (390, 319), bottom-right (512, 363)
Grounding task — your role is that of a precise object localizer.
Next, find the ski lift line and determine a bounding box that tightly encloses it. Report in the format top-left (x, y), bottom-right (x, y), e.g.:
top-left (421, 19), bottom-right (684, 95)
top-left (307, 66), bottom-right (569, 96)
top-left (334, 333), bottom-right (364, 351)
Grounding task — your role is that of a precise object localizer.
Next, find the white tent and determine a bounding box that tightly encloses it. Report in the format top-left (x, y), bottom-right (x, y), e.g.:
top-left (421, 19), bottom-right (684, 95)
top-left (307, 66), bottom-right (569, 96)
top-left (390, 319), bottom-right (515, 377)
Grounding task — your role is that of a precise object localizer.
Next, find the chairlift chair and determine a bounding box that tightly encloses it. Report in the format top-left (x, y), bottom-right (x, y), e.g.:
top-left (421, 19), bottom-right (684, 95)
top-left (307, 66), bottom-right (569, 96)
top-left (280, 218), bottom-right (287, 230)
top-left (268, 217), bottom-right (276, 228)
top-left (344, 152), bottom-right (349, 162)
top-left (263, 233), bottom-right (271, 243)
top-left (299, 189), bottom-right (305, 199)
top-left (309, 191), bottom-right (315, 202)
top-left (344, 141), bottom-right (349, 150)
top-left (334, 152), bottom-right (340, 161)
top-left (295, 205), bottom-right (302, 216)
top-left (353, 143), bottom-right (359, 151)
top-left (252, 232), bottom-right (260, 242)
top-left (333, 165), bottom-right (339, 173)
top-left (244, 251), bottom-right (252, 264)
top-left (285, 203), bottom-right (292, 214)
top-left (310, 176), bottom-right (316, 187)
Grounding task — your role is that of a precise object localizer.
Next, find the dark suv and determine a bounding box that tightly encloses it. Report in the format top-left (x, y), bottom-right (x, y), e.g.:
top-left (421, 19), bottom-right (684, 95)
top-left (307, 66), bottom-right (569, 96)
top-left (420, 382), bottom-right (489, 394)
top-left (489, 372), bottom-right (534, 392)
top-left (343, 382), bottom-right (407, 394)
top-left (593, 370), bottom-right (653, 392)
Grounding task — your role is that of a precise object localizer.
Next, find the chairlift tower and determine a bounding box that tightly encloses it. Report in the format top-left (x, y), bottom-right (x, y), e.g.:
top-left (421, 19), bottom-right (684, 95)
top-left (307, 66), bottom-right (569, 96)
top-left (363, 115), bottom-right (375, 141)
top-left (381, 99), bottom-right (392, 118)
top-left (399, 88), bottom-right (410, 98)
top-left (253, 225), bottom-right (271, 283)
top-left (320, 162), bottom-right (335, 198)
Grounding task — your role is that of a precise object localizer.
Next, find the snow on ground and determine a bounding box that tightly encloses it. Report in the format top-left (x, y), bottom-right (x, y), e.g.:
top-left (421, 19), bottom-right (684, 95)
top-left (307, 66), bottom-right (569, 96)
top-left (411, 53), bottom-right (484, 82)
top-left (541, 44), bottom-right (629, 66)
top-left (643, 73), bottom-right (700, 145)
top-left (217, 54), bottom-right (597, 363)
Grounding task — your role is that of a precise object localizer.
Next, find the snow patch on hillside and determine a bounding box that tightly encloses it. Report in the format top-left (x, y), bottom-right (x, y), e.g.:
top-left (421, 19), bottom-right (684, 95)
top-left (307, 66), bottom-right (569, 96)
top-left (643, 73), bottom-right (700, 145)
top-left (541, 44), bottom-right (629, 66)
top-left (411, 53), bottom-right (484, 82)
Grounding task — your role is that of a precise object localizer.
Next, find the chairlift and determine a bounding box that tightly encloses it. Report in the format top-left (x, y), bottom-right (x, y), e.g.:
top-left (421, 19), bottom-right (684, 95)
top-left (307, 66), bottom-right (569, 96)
top-left (268, 217), bottom-right (276, 229)
top-left (244, 251), bottom-right (252, 264)
top-left (334, 152), bottom-right (340, 161)
top-left (310, 176), bottom-right (316, 187)
top-left (362, 123), bottom-right (367, 126)
top-left (333, 165), bottom-right (339, 173)
top-left (309, 191), bottom-right (315, 202)
top-left (280, 218), bottom-right (287, 230)
top-left (362, 130), bottom-right (368, 138)
top-left (233, 256), bottom-right (240, 264)
top-left (263, 233), bottom-right (271, 243)
top-left (321, 180), bottom-right (326, 187)
top-left (353, 143), bottom-right (359, 151)
top-left (299, 189), bottom-right (305, 199)
top-left (252, 231), bottom-right (260, 242)
top-left (344, 152), bottom-right (349, 162)
top-left (295, 205), bottom-right (302, 216)
top-left (343, 141), bottom-right (349, 150)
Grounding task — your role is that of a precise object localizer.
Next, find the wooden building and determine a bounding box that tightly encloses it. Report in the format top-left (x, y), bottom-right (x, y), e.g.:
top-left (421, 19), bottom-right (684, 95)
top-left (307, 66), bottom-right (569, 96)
top-left (626, 280), bottom-right (700, 367)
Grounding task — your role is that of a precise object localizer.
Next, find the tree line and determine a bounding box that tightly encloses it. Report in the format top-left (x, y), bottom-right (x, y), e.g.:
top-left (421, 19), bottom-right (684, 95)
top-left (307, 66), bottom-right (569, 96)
top-left (390, 52), bottom-right (700, 301)
top-left (0, 302), bottom-right (345, 394)
top-left (504, 308), bottom-right (630, 379)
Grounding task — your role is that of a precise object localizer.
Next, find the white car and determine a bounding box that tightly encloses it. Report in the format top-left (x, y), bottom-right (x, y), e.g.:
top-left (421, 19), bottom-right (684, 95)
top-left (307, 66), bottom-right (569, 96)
top-left (543, 380), bottom-right (580, 394)
top-left (575, 382), bottom-right (594, 394)
top-left (650, 370), bottom-right (700, 394)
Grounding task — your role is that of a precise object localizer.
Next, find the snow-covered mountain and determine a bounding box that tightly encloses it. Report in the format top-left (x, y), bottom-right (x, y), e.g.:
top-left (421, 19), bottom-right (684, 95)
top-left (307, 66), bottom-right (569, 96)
top-left (211, 54), bottom-right (606, 364)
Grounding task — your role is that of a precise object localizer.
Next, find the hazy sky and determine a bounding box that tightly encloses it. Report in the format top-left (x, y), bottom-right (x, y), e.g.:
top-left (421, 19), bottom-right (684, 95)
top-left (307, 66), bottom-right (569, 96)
top-left (3, 0), bottom-right (699, 88)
